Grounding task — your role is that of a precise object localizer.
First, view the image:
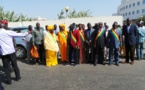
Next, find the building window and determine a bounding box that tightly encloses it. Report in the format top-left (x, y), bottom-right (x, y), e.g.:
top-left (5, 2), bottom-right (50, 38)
top-left (133, 3), bottom-right (135, 7)
top-left (126, 5), bottom-right (128, 9)
top-left (129, 4), bottom-right (131, 8)
top-left (129, 12), bottom-right (131, 15)
top-left (137, 10), bottom-right (140, 14)
top-left (126, 13), bottom-right (127, 16)
top-left (132, 11), bottom-right (135, 15)
top-left (142, 9), bottom-right (145, 13)
top-left (143, 0), bottom-right (145, 4)
top-left (137, 1), bottom-right (140, 5)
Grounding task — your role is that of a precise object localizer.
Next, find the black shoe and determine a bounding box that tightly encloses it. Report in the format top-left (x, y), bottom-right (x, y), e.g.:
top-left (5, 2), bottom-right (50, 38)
top-left (15, 77), bottom-right (21, 81)
top-left (94, 63), bottom-right (97, 66)
top-left (74, 64), bottom-right (77, 67)
top-left (66, 64), bottom-right (70, 66)
top-left (108, 63), bottom-right (112, 66)
top-left (123, 61), bottom-right (129, 64)
top-left (102, 63), bottom-right (105, 65)
top-left (115, 63), bottom-right (119, 66)
top-left (6, 81), bottom-right (12, 85)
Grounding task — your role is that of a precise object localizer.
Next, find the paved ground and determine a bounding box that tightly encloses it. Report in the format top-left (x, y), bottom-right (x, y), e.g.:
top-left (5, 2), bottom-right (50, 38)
top-left (1, 55), bottom-right (145, 90)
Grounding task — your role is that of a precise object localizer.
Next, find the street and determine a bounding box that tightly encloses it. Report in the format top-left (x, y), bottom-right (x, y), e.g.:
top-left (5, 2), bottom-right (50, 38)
top-left (1, 56), bottom-right (145, 90)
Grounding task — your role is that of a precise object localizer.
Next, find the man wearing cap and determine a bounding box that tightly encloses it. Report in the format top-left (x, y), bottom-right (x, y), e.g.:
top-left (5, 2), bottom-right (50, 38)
top-left (0, 21), bottom-right (4, 90)
top-left (0, 20), bottom-right (30, 84)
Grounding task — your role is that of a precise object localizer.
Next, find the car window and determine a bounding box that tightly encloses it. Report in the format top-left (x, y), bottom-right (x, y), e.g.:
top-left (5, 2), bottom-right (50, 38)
top-left (20, 28), bottom-right (28, 33)
top-left (13, 29), bottom-right (21, 33)
top-left (10, 28), bottom-right (28, 33)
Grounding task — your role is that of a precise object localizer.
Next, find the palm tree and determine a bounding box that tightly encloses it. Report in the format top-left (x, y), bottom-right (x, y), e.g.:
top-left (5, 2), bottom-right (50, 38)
top-left (0, 6), bottom-right (31, 22)
top-left (0, 7), bottom-right (4, 20)
top-left (57, 9), bottom-right (92, 19)
top-left (57, 10), bottom-right (65, 19)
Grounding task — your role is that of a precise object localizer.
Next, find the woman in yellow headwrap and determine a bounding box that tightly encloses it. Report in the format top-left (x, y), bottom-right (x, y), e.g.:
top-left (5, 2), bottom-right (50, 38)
top-left (58, 23), bottom-right (68, 62)
top-left (44, 25), bottom-right (59, 67)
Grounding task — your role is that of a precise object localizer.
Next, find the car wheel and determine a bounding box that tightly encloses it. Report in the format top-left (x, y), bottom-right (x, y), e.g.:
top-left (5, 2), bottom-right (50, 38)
top-left (16, 46), bottom-right (27, 59)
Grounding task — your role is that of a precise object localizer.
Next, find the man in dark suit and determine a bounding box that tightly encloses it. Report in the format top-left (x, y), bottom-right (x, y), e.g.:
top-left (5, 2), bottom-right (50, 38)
top-left (107, 22), bottom-right (121, 66)
top-left (123, 18), bottom-right (137, 65)
top-left (91, 23), bottom-right (99, 64)
top-left (84, 23), bottom-right (94, 63)
top-left (92, 22), bottom-right (106, 66)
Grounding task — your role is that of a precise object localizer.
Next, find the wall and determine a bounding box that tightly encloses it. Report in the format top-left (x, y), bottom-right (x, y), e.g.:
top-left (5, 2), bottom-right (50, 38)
top-left (8, 16), bottom-right (123, 29)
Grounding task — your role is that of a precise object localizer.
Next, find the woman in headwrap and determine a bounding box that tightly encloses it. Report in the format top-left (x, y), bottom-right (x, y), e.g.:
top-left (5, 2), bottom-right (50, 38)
top-left (44, 25), bottom-right (59, 67)
top-left (58, 24), bottom-right (68, 63)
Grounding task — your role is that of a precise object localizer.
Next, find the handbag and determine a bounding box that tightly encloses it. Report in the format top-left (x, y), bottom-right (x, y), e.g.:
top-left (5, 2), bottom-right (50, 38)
top-left (30, 45), bottom-right (39, 58)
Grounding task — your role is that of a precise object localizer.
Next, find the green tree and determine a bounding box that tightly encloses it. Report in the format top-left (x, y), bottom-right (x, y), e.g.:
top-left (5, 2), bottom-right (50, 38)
top-left (57, 9), bottom-right (92, 19)
top-left (0, 7), bottom-right (5, 20)
top-left (0, 6), bottom-right (31, 22)
top-left (57, 10), bottom-right (65, 19)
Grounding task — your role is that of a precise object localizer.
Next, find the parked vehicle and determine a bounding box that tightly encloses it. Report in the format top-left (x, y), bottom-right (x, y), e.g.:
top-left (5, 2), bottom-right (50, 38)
top-left (9, 26), bottom-right (44, 59)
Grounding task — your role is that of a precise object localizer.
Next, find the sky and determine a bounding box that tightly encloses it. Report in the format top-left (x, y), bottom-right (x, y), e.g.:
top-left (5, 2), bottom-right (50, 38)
top-left (0, 0), bottom-right (121, 20)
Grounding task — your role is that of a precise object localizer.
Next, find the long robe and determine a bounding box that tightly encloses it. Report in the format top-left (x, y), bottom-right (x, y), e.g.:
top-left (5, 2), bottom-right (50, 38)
top-left (45, 50), bottom-right (58, 66)
top-left (58, 31), bottom-right (68, 61)
top-left (73, 30), bottom-right (86, 63)
top-left (78, 30), bottom-right (86, 63)
top-left (44, 32), bottom-right (59, 67)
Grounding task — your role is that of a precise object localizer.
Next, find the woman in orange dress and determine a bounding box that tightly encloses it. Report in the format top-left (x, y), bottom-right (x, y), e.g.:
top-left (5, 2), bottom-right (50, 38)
top-left (58, 24), bottom-right (68, 62)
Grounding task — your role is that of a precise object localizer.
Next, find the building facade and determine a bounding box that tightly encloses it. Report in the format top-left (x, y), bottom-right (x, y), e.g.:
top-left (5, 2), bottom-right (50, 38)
top-left (117, 0), bottom-right (145, 20)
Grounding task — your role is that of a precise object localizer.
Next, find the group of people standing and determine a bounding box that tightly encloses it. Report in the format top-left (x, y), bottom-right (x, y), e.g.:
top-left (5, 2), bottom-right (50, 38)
top-left (67, 22), bottom-right (122, 66)
top-left (30, 18), bottom-right (144, 68)
top-left (25, 18), bottom-right (145, 68)
top-left (0, 18), bottom-right (145, 86)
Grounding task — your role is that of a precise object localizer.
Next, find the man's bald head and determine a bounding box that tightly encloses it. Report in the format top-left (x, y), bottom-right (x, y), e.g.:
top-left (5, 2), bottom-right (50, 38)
top-left (54, 24), bottom-right (57, 30)
top-left (87, 23), bottom-right (92, 29)
top-left (126, 18), bottom-right (131, 26)
top-left (36, 22), bottom-right (40, 29)
top-left (99, 22), bottom-right (103, 28)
